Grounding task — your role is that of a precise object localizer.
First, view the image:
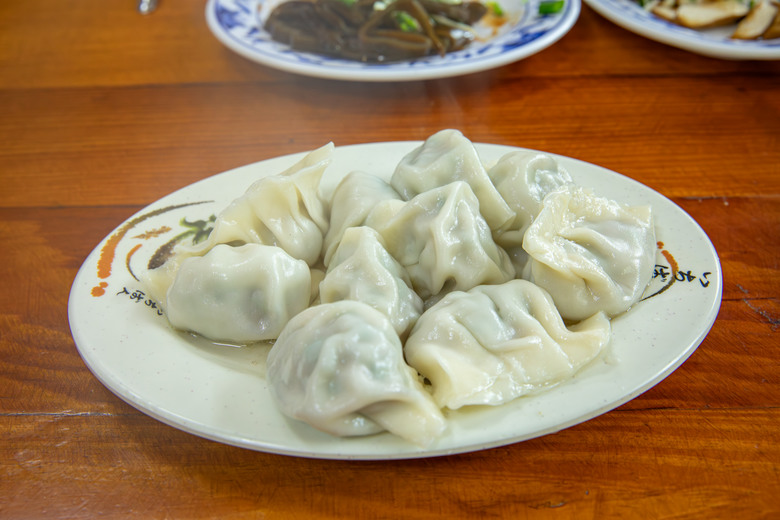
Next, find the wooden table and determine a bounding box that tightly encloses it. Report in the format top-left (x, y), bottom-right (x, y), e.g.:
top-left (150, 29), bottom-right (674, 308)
top-left (2, 0), bottom-right (778, 517)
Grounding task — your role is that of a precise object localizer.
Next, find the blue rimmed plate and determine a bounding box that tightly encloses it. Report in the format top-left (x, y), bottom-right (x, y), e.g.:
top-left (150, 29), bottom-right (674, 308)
top-left (585, 0), bottom-right (780, 60)
top-left (205, 0), bottom-right (580, 81)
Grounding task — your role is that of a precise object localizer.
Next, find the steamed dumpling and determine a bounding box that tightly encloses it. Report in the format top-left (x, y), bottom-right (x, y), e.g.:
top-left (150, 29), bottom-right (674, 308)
top-left (267, 301), bottom-right (446, 447)
top-left (368, 181), bottom-right (515, 300)
top-left (322, 171), bottom-right (401, 267)
top-left (390, 129), bottom-right (514, 231)
top-left (487, 151), bottom-right (573, 274)
top-left (143, 144), bottom-right (332, 305)
top-left (165, 243), bottom-right (311, 343)
top-left (522, 185), bottom-right (656, 321)
top-left (180, 142), bottom-right (332, 266)
top-left (488, 151), bottom-right (573, 236)
top-left (404, 279), bottom-right (612, 410)
top-left (319, 226), bottom-right (423, 338)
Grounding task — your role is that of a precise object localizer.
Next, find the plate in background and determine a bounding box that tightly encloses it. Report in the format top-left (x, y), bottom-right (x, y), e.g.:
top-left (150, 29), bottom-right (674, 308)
top-left (205, 0), bottom-right (580, 81)
top-left (585, 0), bottom-right (780, 60)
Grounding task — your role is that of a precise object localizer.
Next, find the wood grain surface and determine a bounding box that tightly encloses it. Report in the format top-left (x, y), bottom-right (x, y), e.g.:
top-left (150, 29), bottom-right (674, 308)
top-left (1, 0), bottom-right (778, 518)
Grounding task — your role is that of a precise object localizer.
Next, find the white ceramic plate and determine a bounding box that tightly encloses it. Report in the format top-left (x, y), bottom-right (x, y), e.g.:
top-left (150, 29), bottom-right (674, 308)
top-left (585, 0), bottom-right (780, 60)
top-left (205, 0), bottom-right (580, 81)
top-left (68, 141), bottom-right (722, 460)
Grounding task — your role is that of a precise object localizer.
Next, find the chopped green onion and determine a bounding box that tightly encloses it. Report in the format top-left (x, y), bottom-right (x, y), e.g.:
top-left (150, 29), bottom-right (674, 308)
top-left (487, 1), bottom-right (505, 16)
top-left (393, 11), bottom-right (422, 32)
top-left (538, 0), bottom-right (565, 14)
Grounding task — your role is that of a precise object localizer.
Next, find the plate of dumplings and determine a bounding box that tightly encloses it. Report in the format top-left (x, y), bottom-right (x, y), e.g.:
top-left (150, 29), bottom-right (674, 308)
top-left (69, 130), bottom-right (722, 459)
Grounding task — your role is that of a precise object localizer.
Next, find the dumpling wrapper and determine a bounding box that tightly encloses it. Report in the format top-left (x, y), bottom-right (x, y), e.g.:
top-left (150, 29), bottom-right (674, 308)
top-left (487, 151), bottom-right (574, 275)
top-left (143, 143), bottom-right (332, 305)
top-left (267, 301), bottom-right (446, 447)
top-left (320, 226), bottom-right (423, 338)
top-left (189, 142), bottom-right (332, 265)
top-left (165, 243), bottom-right (311, 343)
top-left (523, 185), bottom-right (656, 321)
top-left (390, 129), bottom-right (514, 232)
top-left (368, 181), bottom-right (515, 300)
top-left (322, 170), bottom-right (401, 267)
top-left (404, 279), bottom-right (612, 410)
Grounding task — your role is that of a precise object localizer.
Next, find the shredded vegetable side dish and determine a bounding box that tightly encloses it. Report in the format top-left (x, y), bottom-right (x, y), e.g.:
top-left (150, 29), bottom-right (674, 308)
top-left (262, 0), bottom-right (502, 62)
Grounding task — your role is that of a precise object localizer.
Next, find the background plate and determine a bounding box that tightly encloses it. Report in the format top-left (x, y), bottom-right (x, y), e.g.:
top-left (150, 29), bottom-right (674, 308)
top-left (585, 0), bottom-right (780, 60)
top-left (68, 141), bottom-right (722, 460)
top-left (205, 0), bottom-right (581, 81)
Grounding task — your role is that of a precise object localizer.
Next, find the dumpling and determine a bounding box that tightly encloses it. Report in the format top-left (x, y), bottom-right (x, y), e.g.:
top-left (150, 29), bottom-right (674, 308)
top-left (368, 181), bottom-right (515, 300)
top-left (488, 151), bottom-right (573, 236)
top-left (179, 142), bottom-right (332, 266)
top-left (164, 243), bottom-right (311, 343)
top-left (363, 198), bottom-right (406, 230)
top-left (522, 185), bottom-right (656, 321)
top-left (322, 171), bottom-right (401, 267)
top-left (266, 301), bottom-right (446, 447)
top-left (390, 129), bottom-right (514, 231)
top-left (487, 151), bottom-right (573, 274)
top-left (142, 144), bottom-right (332, 305)
top-left (404, 279), bottom-right (612, 410)
top-left (319, 227), bottom-right (423, 338)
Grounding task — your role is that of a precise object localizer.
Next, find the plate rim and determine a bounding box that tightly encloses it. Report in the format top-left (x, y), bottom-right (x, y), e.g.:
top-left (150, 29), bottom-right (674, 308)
top-left (584, 0), bottom-right (780, 60)
top-left (68, 140), bottom-right (723, 460)
top-left (204, 0), bottom-right (582, 81)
